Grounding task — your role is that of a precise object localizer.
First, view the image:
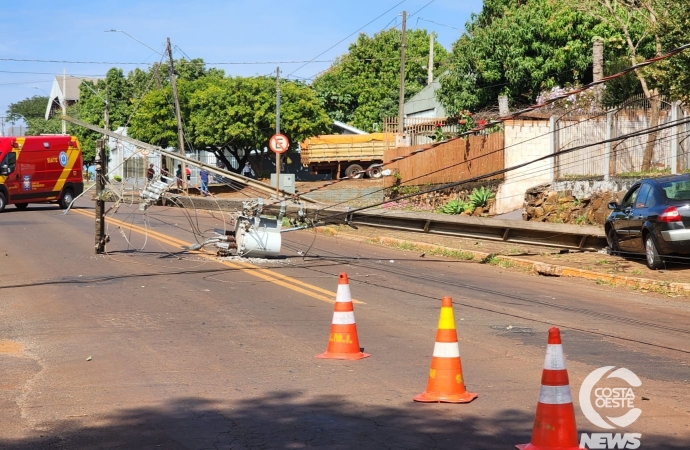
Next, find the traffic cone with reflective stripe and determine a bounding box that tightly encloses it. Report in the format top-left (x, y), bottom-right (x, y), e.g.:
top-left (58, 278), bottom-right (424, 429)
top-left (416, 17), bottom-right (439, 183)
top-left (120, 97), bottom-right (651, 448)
top-left (315, 273), bottom-right (370, 360)
top-left (516, 327), bottom-right (583, 450)
top-left (414, 296), bottom-right (477, 403)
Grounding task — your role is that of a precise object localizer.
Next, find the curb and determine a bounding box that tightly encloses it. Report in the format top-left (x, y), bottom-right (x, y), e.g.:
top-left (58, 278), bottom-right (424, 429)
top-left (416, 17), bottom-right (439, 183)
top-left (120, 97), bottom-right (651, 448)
top-left (315, 229), bottom-right (690, 296)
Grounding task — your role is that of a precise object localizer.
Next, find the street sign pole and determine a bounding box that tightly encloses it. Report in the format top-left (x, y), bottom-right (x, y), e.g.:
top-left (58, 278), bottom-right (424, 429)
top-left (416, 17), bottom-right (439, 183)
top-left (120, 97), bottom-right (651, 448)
top-left (269, 132), bottom-right (290, 198)
top-left (275, 66), bottom-right (281, 199)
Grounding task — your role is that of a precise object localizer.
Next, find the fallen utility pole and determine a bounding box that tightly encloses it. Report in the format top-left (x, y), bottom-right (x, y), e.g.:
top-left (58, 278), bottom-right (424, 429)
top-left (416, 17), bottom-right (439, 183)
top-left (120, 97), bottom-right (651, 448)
top-left (62, 115), bottom-right (320, 203)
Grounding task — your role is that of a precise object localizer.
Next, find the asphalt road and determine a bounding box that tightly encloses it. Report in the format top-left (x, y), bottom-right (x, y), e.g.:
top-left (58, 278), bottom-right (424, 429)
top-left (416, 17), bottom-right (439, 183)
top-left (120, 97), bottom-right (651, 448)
top-left (1, 200), bottom-right (689, 449)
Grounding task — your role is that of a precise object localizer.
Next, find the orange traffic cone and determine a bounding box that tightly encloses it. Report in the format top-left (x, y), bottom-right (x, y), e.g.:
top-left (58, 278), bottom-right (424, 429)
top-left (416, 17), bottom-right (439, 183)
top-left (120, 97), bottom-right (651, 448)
top-left (516, 327), bottom-right (583, 450)
top-left (315, 273), bottom-right (370, 360)
top-left (414, 296), bottom-right (477, 403)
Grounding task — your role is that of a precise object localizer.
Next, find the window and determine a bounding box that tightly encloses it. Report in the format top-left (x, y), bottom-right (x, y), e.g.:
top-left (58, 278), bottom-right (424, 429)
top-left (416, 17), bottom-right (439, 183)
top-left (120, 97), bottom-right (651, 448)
top-left (0, 151), bottom-right (16, 175)
top-left (634, 183), bottom-right (652, 208)
top-left (621, 185), bottom-right (641, 209)
top-left (661, 180), bottom-right (690, 201)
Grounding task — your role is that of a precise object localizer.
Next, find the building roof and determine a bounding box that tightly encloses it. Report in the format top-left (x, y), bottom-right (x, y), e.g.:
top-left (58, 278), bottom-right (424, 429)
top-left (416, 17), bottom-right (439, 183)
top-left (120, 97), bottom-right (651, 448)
top-left (333, 120), bottom-right (367, 135)
top-left (45, 75), bottom-right (101, 119)
top-left (403, 80), bottom-right (446, 118)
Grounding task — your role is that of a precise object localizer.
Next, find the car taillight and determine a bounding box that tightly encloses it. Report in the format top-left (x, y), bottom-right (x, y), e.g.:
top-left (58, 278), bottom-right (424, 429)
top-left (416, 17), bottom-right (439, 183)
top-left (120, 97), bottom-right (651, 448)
top-left (658, 206), bottom-right (682, 222)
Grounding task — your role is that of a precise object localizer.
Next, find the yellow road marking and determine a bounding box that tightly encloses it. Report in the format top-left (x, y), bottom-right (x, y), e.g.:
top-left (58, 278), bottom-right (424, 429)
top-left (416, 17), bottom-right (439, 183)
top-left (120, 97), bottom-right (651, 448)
top-left (71, 209), bottom-right (363, 305)
top-left (231, 260), bottom-right (363, 304)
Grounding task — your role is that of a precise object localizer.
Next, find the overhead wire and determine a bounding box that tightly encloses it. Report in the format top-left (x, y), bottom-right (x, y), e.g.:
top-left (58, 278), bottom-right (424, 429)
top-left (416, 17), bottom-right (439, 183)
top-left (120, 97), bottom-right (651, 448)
top-left (286, 0), bottom-right (408, 78)
top-left (290, 42), bottom-right (690, 208)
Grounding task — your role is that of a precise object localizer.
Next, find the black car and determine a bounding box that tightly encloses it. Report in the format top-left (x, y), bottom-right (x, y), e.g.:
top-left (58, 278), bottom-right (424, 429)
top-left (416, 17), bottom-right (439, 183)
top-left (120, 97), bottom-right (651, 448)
top-left (606, 174), bottom-right (690, 269)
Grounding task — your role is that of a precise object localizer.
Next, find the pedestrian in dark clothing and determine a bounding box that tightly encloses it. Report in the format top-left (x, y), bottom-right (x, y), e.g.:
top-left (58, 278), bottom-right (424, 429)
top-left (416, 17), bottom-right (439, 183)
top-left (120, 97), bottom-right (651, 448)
top-left (146, 163), bottom-right (155, 183)
top-left (176, 164), bottom-right (183, 189)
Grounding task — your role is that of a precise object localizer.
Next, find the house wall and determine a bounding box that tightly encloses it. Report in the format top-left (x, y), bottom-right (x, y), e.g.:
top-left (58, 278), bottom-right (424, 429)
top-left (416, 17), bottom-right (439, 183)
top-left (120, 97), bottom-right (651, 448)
top-left (495, 119), bottom-right (554, 214)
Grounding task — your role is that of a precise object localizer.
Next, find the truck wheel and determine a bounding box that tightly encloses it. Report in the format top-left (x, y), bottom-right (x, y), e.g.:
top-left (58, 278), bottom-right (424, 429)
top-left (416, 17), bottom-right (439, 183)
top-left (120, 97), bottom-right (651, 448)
top-left (59, 188), bottom-right (74, 209)
top-left (15, 203), bottom-right (29, 210)
top-left (344, 164), bottom-right (364, 179)
top-left (0, 192), bottom-right (5, 212)
top-left (367, 163), bottom-right (383, 179)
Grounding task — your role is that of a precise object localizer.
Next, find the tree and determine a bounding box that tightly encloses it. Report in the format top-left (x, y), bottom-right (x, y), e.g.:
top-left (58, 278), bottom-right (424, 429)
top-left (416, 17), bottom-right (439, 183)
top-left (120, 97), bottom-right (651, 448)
top-left (437, 0), bottom-right (618, 115)
top-left (6, 95), bottom-right (50, 122)
top-left (646, 0), bottom-right (690, 103)
top-left (129, 75), bottom-right (332, 175)
top-left (312, 28), bottom-right (449, 132)
top-left (76, 58), bottom-right (216, 162)
top-left (581, 0), bottom-right (666, 171)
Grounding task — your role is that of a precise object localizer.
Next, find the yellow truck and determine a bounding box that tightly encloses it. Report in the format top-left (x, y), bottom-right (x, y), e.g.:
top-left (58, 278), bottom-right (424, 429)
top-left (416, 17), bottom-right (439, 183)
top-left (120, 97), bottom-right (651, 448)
top-left (300, 133), bottom-right (395, 179)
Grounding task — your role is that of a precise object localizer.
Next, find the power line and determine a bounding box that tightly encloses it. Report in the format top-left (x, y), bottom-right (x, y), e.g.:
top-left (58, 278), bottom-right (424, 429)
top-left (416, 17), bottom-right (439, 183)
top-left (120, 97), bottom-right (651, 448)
top-left (344, 114), bottom-right (690, 216)
top-left (286, 0), bottom-right (408, 78)
top-left (415, 17), bottom-right (462, 32)
top-left (408, 0), bottom-right (436, 19)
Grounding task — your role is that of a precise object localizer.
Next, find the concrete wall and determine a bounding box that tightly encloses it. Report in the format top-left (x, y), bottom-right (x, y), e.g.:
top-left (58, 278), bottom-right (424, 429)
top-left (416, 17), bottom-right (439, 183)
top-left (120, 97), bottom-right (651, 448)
top-left (551, 178), bottom-right (636, 199)
top-left (495, 119), bottom-right (553, 214)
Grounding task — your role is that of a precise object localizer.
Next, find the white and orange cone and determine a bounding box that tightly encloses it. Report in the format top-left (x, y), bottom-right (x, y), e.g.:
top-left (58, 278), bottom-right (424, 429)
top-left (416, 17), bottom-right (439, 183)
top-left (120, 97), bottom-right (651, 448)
top-left (315, 273), bottom-right (370, 360)
top-left (516, 327), bottom-right (583, 450)
top-left (414, 296), bottom-right (477, 403)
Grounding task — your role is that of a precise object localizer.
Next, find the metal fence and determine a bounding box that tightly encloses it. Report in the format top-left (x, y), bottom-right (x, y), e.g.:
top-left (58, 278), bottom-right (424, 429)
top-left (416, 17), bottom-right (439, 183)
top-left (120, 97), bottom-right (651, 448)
top-left (384, 132), bottom-right (504, 187)
top-left (383, 117), bottom-right (460, 146)
top-left (555, 95), bottom-right (689, 178)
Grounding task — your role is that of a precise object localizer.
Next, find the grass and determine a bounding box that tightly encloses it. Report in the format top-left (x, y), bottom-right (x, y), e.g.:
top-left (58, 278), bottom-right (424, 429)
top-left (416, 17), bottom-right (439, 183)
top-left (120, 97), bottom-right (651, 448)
top-left (367, 239), bottom-right (476, 260)
top-left (483, 254), bottom-right (514, 268)
top-left (618, 167), bottom-right (671, 178)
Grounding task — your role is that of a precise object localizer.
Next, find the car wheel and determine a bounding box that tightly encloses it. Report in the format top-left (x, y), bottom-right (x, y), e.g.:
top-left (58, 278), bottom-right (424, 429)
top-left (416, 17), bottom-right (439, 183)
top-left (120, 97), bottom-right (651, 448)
top-left (344, 164), bottom-right (364, 179)
top-left (59, 188), bottom-right (74, 209)
top-left (645, 235), bottom-right (664, 270)
top-left (15, 203), bottom-right (29, 210)
top-left (606, 227), bottom-right (619, 256)
top-left (0, 192), bottom-right (6, 212)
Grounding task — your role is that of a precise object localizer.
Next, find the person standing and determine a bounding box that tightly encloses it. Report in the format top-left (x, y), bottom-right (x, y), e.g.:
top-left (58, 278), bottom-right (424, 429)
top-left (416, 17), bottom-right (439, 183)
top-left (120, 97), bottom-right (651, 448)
top-left (242, 161), bottom-right (254, 179)
top-left (175, 164), bottom-right (183, 189)
top-left (199, 168), bottom-right (209, 196)
top-left (146, 163), bottom-right (155, 184)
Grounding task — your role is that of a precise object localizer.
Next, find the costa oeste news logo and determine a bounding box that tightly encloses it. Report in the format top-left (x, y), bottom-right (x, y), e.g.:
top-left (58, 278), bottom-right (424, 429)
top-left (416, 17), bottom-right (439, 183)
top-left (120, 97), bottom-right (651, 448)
top-left (579, 366), bottom-right (642, 449)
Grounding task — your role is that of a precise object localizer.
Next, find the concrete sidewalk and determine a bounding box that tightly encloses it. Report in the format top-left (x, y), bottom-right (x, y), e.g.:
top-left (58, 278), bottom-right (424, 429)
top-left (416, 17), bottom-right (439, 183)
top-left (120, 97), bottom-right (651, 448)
top-left (310, 224), bottom-right (690, 297)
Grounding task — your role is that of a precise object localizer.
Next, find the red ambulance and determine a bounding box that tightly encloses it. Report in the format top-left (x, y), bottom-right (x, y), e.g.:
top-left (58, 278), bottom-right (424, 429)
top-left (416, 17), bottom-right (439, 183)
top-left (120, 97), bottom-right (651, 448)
top-left (0, 135), bottom-right (84, 212)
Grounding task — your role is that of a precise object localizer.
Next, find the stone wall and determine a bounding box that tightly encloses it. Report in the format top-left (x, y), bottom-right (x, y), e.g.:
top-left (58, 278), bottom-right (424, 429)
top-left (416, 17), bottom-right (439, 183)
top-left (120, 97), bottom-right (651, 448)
top-left (522, 182), bottom-right (631, 225)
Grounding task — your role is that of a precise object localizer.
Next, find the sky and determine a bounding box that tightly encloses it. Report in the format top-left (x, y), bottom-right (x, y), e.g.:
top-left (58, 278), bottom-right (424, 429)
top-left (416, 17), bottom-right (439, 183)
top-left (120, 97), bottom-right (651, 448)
top-left (0, 0), bottom-right (483, 133)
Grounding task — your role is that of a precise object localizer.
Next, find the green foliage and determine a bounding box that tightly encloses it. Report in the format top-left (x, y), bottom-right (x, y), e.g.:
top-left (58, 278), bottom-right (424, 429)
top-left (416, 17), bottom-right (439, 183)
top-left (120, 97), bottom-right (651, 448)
top-left (113, 175), bottom-right (122, 182)
top-left (601, 56), bottom-right (644, 107)
top-left (439, 198), bottom-right (474, 215)
top-left (451, 110), bottom-right (476, 135)
top-left (434, 123), bottom-right (445, 142)
top-left (651, 0), bottom-right (690, 102)
top-left (469, 186), bottom-right (495, 208)
top-left (130, 74), bottom-right (331, 173)
top-left (437, 0), bottom-right (622, 114)
top-left (313, 29), bottom-right (449, 131)
top-left (6, 95), bottom-right (49, 122)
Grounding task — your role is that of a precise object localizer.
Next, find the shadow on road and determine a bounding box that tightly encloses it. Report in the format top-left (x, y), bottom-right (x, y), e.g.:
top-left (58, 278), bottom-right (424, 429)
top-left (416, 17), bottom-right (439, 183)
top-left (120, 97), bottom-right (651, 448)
top-left (1, 392), bottom-right (686, 449)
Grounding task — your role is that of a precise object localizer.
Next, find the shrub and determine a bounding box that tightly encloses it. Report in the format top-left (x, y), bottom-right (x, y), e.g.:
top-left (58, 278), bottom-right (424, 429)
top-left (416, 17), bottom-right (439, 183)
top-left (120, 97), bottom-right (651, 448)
top-left (469, 186), bottom-right (494, 208)
top-left (439, 198), bottom-right (473, 215)
top-left (113, 175), bottom-right (122, 182)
